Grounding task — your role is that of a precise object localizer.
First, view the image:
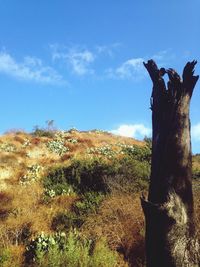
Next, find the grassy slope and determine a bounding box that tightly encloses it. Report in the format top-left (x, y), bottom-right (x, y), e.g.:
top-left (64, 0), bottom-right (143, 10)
top-left (0, 130), bottom-right (145, 266)
top-left (0, 130), bottom-right (143, 188)
top-left (0, 129), bottom-right (199, 267)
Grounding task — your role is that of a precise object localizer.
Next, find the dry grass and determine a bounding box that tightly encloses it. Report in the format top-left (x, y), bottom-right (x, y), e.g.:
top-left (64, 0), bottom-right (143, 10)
top-left (0, 130), bottom-right (146, 266)
top-left (82, 193), bottom-right (145, 266)
top-left (0, 130), bottom-right (199, 266)
top-left (0, 185), bottom-right (78, 256)
top-left (0, 191), bottom-right (13, 220)
top-left (0, 244), bottom-right (24, 267)
top-left (0, 130), bottom-right (143, 175)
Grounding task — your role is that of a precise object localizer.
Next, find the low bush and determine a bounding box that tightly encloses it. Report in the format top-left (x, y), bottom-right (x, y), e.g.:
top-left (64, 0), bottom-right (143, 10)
top-left (44, 183), bottom-right (74, 198)
top-left (32, 126), bottom-right (55, 138)
top-left (91, 239), bottom-right (118, 267)
top-left (87, 145), bottom-right (117, 158)
top-left (43, 158), bottom-right (115, 194)
top-left (51, 192), bottom-right (104, 233)
top-left (25, 230), bottom-right (118, 267)
top-left (43, 156), bottom-right (150, 196)
top-left (51, 212), bottom-right (84, 232)
top-left (118, 157), bottom-right (150, 192)
top-left (46, 140), bottom-right (69, 156)
top-left (25, 231), bottom-right (65, 264)
top-left (73, 191), bottom-right (105, 216)
top-left (64, 158), bottom-right (119, 193)
top-left (43, 167), bottom-right (75, 199)
top-left (119, 144), bottom-right (151, 163)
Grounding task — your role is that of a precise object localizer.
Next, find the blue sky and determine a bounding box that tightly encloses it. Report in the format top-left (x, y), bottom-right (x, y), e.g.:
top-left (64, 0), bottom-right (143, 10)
top-left (0, 0), bottom-right (200, 152)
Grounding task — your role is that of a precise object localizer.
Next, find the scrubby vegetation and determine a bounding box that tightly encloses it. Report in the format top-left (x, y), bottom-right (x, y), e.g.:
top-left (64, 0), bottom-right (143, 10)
top-left (0, 128), bottom-right (199, 266)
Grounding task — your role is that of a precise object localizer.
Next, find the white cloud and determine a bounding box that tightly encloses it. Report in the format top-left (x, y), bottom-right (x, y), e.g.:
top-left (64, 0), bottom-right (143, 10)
top-left (106, 50), bottom-right (175, 80)
top-left (0, 51), bottom-right (65, 85)
top-left (67, 49), bottom-right (95, 75)
top-left (50, 44), bottom-right (95, 76)
top-left (192, 123), bottom-right (200, 141)
top-left (116, 58), bottom-right (144, 79)
top-left (111, 124), bottom-right (151, 139)
top-left (111, 122), bottom-right (200, 142)
top-left (50, 44), bottom-right (173, 80)
top-left (106, 57), bottom-right (145, 80)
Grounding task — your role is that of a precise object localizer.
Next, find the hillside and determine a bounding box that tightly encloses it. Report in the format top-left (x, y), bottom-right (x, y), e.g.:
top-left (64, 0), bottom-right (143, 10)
top-left (0, 128), bottom-right (199, 267)
top-left (0, 129), bottom-right (144, 189)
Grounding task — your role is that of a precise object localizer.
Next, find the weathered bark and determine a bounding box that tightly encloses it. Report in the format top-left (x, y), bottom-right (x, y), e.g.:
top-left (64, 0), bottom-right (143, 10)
top-left (141, 60), bottom-right (199, 267)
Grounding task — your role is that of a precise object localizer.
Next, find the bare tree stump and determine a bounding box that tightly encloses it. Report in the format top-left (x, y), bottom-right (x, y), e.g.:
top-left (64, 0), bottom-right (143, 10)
top-left (141, 60), bottom-right (199, 267)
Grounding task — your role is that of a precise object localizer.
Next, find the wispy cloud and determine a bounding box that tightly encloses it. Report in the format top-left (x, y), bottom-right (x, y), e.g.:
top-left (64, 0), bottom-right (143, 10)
top-left (67, 49), bottom-right (95, 75)
top-left (0, 50), bottom-right (65, 85)
top-left (106, 57), bottom-right (145, 80)
top-left (151, 50), bottom-right (168, 62)
top-left (50, 43), bottom-right (122, 76)
top-left (106, 50), bottom-right (174, 80)
top-left (111, 124), bottom-right (151, 139)
top-left (96, 43), bottom-right (121, 57)
top-left (50, 44), bottom-right (95, 75)
top-left (151, 49), bottom-right (176, 67)
top-left (50, 45), bottom-right (175, 80)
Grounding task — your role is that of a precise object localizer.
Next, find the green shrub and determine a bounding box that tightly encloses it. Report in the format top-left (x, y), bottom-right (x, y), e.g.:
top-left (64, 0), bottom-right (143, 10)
top-left (43, 156), bottom-right (150, 196)
top-left (87, 145), bottom-right (117, 158)
top-left (73, 191), bottom-right (104, 216)
top-left (43, 166), bottom-right (75, 198)
top-left (119, 144), bottom-right (151, 163)
top-left (25, 230), bottom-right (117, 267)
top-left (65, 158), bottom-right (119, 193)
top-left (32, 126), bottom-right (55, 138)
top-left (58, 231), bottom-right (91, 267)
top-left (25, 231), bottom-right (66, 264)
top-left (51, 192), bottom-right (104, 233)
top-left (46, 140), bottom-right (69, 156)
top-left (43, 158), bottom-right (117, 194)
top-left (91, 239), bottom-right (118, 267)
top-left (51, 212), bottom-right (84, 232)
top-left (44, 183), bottom-right (74, 198)
top-left (119, 157), bottom-right (150, 181)
top-left (123, 157), bottom-right (150, 190)
top-left (103, 157), bottom-right (150, 193)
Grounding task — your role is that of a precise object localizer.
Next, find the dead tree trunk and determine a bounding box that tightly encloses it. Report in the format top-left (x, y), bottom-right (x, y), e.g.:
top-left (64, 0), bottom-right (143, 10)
top-left (141, 60), bottom-right (199, 267)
